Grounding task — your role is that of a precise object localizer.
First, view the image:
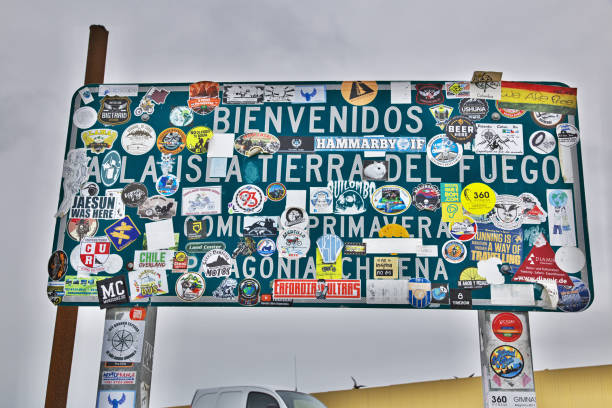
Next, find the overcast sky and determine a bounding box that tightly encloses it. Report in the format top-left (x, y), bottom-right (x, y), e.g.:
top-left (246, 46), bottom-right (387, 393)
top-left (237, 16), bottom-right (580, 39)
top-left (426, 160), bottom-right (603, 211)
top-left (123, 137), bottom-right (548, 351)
top-left (1, 1), bottom-right (611, 407)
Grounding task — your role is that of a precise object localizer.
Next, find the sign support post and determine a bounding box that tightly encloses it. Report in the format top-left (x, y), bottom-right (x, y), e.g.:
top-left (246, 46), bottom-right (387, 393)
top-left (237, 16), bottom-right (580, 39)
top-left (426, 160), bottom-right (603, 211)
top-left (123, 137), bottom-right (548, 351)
top-left (45, 25), bottom-right (108, 408)
top-left (478, 310), bottom-right (537, 408)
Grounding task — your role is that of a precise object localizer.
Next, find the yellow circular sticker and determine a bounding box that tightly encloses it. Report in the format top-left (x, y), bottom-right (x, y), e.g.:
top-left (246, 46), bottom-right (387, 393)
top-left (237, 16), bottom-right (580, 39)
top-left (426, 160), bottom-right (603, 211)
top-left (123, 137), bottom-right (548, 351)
top-left (378, 224), bottom-right (410, 238)
top-left (341, 81), bottom-right (378, 105)
top-left (461, 183), bottom-right (496, 215)
top-left (186, 126), bottom-right (213, 154)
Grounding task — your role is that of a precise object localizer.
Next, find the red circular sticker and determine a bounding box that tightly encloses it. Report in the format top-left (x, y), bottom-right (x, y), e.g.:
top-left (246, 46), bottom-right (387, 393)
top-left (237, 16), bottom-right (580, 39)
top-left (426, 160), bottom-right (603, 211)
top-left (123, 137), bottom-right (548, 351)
top-left (492, 312), bottom-right (523, 342)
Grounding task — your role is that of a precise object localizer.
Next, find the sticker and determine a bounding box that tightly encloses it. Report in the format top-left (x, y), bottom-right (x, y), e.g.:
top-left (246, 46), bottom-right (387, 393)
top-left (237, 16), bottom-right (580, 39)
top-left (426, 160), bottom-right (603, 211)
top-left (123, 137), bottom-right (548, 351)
top-left (341, 81), bottom-right (378, 105)
top-left (101, 371), bottom-right (136, 385)
top-left (309, 187), bottom-right (333, 214)
top-left (266, 183), bottom-right (287, 201)
top-left (188, 81), bottom-right (220, 115)
top-left (429, 104), bottom-right (453, 129)
top-left (230, 185), bottom-right (265, 214)
top-left (101, 319), bottom-right (145, 362)
top-left (416, 83), bottom-right (444, 105)
top-left (470, 225), bottom-right (523, 273)
top-left (273, 279), bottom-right (360, 300)
top-left (80, 182), bottom-right (99, 197)
top-left (101, 150), bottom-right (121, 187)
top-left (157, 128), bottom-right (186, 155)
top-left (72, 106), bottom-right (98, 129)
top-left (278, 136), bottom-right (315, 153)
top-left (492, 312), bottom-right (523, 342)
top-left (445, 116), bottom-right (476, 144)
top-left (440, 183), bottom-right (461, 203)
top-left (445, 81), bottom-right (470, 98)
top-left (315, 136), bottom-right (426, 153)
top-left (512, 234), bottom-right (572, 286)
top-left (427, 134), bottom-right (463, 167)
top-left (99, 84), bottom-right (138, 97)
top-left (134, 86), bottom-right (169, 116)
top-left (431, 283), bottom-right (449, 304)
top-left (64, 276), bottom-right (107, 295)
top-left (155, 174), bottom-right (179, 196)
top-left (98, 96), bottom-right (131, 125)
top-left (490, 345), bottom-right (524, 379)
top-left (121, 183), bottom-right (148, 208)
top-left (555, 246), bottom-right (586, 273)
top-left (316, 249), bottom-right (342, 280)
top-left (441, 202), bottom-right (463, 223)
top-left (461, 183), bottom-right (496, 215)
top-left (316, 234), bottom-right (343, 264)
top-left (492, 195), bottom-right (525, 231)
top-left (200, 249), bottom-right (232, 278)
top-left (243, 216), bottom-right (280, 237)
top-left (67, 218), bottom-right (98, 241)
top-left (442, 240), bottom-right (467, 264)
top-left (390, 81), bottom-right (412, 104)
top-left (137, 196), bottom-right (176, 221)
top-left (408, 277), bottom-right (431, 308)
top-left (449, 215), bottom-right (477, 241)
top-left (185, 241), bottom-right (225, 253)
top-left (459, 98), bottom-right (489, 121)
top-left (277, 229), bottom-right (310, 259)
top-left (470, 72), bottom-right (502, 100)
top-left (412, 183), bottom-right (441, 211)
top-left (450, 288), bottom-right (472, 309)
top-left (176, 272), bottom-right (205, 301)
top-left (234, 132), bottom-right (280, 156)
top-left (79, 236), bottom-right (110, 269)
top-left (363, 159), bottom-right (389, 181)
top-left (104, 216), bottom-right (141, 251)
top-left (378, 224), bottom-right (409, 238)
top-left (169, 106), bottom-right (194, 126)
top-left (373, 257), bottom-right (399, 279)
top-left (134, 250), bottom-right (174, 269)
top-left (96, 275), bottom-right (129, 308)
top-left (182, 186), bottom-right (221, 215)
top-left (121, 123), bottom-right (156, 155)
top-left (495, 100), bottom-right (526, 118)
top-left (366, 280), bottom-right (409, 304)
top-left (547, 189), bottom-right (576, 246)
top-left (558, 276), bottom-right (590, 312)
top-left (370, 185), bottom-right (411, 215)
top-left (184, 218), bottom-right (207, 240)
top-left (48, 250), bottom-right (68, 281)
top-left (128, 268), bottom-right (169, 300)
top-left (343, 242), bottom-right (366, 256)
top-left (239, 278), bottom-right (261, 305)
top-left (474, 123), bottom-right (524, 155)
top-left (293, 85), bottom-right (327, 103)
top-left (556, 123), bottom-right (580, 147)
top-left (500, 81), bottom-right (577, 115)
top-left (264, 85), bottom-right (295, 102)
top-left (231, 237), bottom-right (256, 258)
top-left (47, 282), bottom-right (65, 305)
top-left (531, 111), bottom-right (563, 128)
top-left (527, 130), bottom-right (557, 154)
top-left (185, 126), bottom-right (213, 154)
top-left (81, 129), bottom-right (118, 154)
top-left (458, 267), bottom-right (488, 289)
top-left (223, 84), bottom-right (264, 104)
top-left (520, 193), bottom-right (547, 224)
top-left (78, 87), bottom-right (94, 104)
top-left (212, 277), bottom-right (238, 299)
top-left (328, 180), bottom-right (376, 215)
top-left (97, 391), bottom-right (136, 408)
top-left (257, 238), bottom-right (276, 257)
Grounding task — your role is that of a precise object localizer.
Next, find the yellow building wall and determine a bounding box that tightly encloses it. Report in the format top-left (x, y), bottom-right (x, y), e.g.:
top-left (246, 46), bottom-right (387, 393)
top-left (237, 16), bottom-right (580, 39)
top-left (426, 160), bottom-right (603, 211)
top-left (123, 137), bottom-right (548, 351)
top-left (312, 365), bottom-right (612, 408)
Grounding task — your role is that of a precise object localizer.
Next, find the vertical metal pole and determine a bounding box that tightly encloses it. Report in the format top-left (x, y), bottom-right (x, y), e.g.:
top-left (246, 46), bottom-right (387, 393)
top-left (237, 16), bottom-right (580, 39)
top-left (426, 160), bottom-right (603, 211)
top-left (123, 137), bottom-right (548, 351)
top-left (478, 310), bottom-right (537, 408)
top-left (45, 25), bottom-right (108, 408)
top-left (96, 306), bottom-right (157, 408)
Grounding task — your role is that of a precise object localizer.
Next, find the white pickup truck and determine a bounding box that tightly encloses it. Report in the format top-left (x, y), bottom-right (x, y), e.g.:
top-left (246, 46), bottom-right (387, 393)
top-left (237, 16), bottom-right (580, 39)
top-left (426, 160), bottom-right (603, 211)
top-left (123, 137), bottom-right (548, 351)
top-left (191, 386), bottom-right (328, 408)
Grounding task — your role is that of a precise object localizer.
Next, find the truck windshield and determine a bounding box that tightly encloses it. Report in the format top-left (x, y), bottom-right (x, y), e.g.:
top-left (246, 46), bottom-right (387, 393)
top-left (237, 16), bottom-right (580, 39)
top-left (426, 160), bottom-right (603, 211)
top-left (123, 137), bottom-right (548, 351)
top-left (276, 391), bottom-right (327, 408)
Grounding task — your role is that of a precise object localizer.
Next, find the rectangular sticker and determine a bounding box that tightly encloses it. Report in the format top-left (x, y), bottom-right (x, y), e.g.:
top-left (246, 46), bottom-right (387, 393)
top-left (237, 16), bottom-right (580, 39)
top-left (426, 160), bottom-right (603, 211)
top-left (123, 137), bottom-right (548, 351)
top-left (133, 250), bottom-right (174, 269)
top-left (293, 85), bottom-right (326, 103)
top-left (278, 136), bottom-right (315, 153)
top-left (499, 81), bottom-right (577, 114)
top-left (69, 195), bottom-right (124, 219)
top-left (243, 216), bottom-right (280, 237)
top-left (65, 276), bottom-right (107, 297)
top-left (222, 84), bottom-right (264, 104)
top-left (445, 81), bottom-right (470, 98)
top-left (79, 87), bottom-right (94, 104)
top-left (181, 186), bottom-right (222, 215)
top-left (99, 84), bottom-right (139, 96)
top-left (450, 288), bottom-right (472, 309)
top-left (315, 136), bottom-right (426, 152)
top-left (373, 257), bottom-right (399, 279)
top-left (390, 81), bottom-right (412, 104)
top-left (546, 189), bottom-right (576, 246)
top-left (101, 370), bottom-right (137, 385)
top-left (316, 249), bottom-right (342, 280)
top-left (343, 242), bottom-right (366, 256)
top-left (264, 85), bottom-right (295, 102)
top-left (363, 238), bottom-right (422, 254)
top-left (366, 280), bottom-right (409, 304)
top-left (470, 225), bottom-right (523, 273)
top-left (273, 279), bottom-right (361, 299)
top-left (441, 183), bottom-right (461, 202)
top-left (309, 187), bottom-right (334, 214)
top-left (97, 390), bottom-right (136, 408)
top-left (101, 319), bottom-right (145, 363)
top-left (473, 124), bottom-right (524, 155)
top-left (430, 283), bottom-right (449, 304)
top-left (96, 275), bottom-right (129, 308)
top-left (128, 269), bottom-right (169, 301)
top-left (441, 202), bottom-right (464, 223)
top-left (490, 284), bottom-right (535, 306)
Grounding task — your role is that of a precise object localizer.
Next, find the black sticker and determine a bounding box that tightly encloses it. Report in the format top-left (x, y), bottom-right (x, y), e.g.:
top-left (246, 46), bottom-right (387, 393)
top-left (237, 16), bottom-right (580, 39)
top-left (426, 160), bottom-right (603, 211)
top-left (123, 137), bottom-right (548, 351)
top-left (48, 250), bottom-right (68, 281)
top-left (450, 288), bottom-right (472, 309)
top-left (430, 283), bottom-right (449, 304)
top-left (238, 278), bottom-right (260, 306)
top-left (459, 98), bottom-right (489, 121)
top-left (278, 136), bottom-right (315, 153)
top-left (98, 96), bottom-right (131, 125)
top-left (416, 84), bottom-right (444, 105)
top-left (96, 275), bottom-right (129, 309)
top-left (445, 116), bottom-right (476, 144)
top-left (186, 219), bottom-right (207, 240)
top-left (121, 183), bottom-right (148, 207)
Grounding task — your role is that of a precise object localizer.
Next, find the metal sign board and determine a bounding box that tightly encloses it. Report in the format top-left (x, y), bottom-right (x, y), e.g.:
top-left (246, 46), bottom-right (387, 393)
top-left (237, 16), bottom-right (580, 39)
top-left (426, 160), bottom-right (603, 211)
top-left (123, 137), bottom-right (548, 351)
top-left (47, 81), bottom-right (592, 311)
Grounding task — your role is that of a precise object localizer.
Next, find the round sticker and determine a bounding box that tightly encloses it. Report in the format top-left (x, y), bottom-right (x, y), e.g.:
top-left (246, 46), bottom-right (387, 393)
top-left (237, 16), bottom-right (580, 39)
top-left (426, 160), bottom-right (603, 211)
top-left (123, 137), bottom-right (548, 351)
top-left (412, 184), bottom-right (441, 211)
top-left (459, 98), bottom-right (489, 121)
top-left (555, 246), bottom-right (586, 274)
top-left (461, 183), bottom-right (496, 215)
top-left (556, 123), bottom-right (580, 147)
top-left (186, 126), bottom-right (213, 154)
top-left (257, 238), bottom-right (276, 257)
top-left (431, 285), bottom-right (448, 302)
top-left (157, 127), bottom-right (186, 155)
top-left (442, 240), bottom-right (467, 263)
top-left (238, 278), bottom-right (260, 306)
top-left (529, 130), bottom-right (556, 154)
top-left (449, 215), bottom-right (477, 241)
top-left (169, 106), bottom-right (194, 127)
top-left (121, 183), bottom-right (148, 207)
top-left (427, 134), bottom-right (463, 167)
top-left (492, 312), bottom-right (523, 342)
top-left (156, 174), bottom-right (179, 196)
top-left (445, 116), bottom-right (476, 144)
top-left (495, 101), bottom-right (526, 118)
top-left (48, 250), bottom-right (68, 280)
top-left (277, 229), bottom-right (310, 259)
top-left (67, 218), bottom-right (99, 241)
top-left (341, 81), bottom-right (378, 105)
top-left (176, 272), bottom-right (206, 301)
top-left (266, 182), bottom-right (286, 201)
top-left (378, 224), bottom-right (410, 238)
top-left (234, 132), bottom-right (280, 157)
top-left (558, 276), bottom-right (591, 312)
top-left (122, 123), bottom-right (156, 155)
top-left (370, 185), bottom-right (411, 215)
top-left (531, 111), bottom-right (563, 128)
top-left (490, 345), bottom-right (524, 379)
top-left (72, 106), bottom-right (98, 129)
top-left (230, 185), bottom-right (265, 214)
top-left (200, 249), bottom-right (233, 278)
top-left (281, 207), bottom-right (309, 229)
top-left (80, 181), bottom-right (99, 197)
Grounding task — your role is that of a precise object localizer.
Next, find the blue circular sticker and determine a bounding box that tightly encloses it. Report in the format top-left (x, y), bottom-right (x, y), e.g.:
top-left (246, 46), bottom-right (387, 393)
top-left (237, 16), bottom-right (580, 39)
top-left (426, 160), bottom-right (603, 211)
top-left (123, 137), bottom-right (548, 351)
top-left (558, 276), bottom-right (590, 312)
top-left (257, 238), bottom-right (276, 257)
top-left (156, 174), bottom-right (179, 196)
